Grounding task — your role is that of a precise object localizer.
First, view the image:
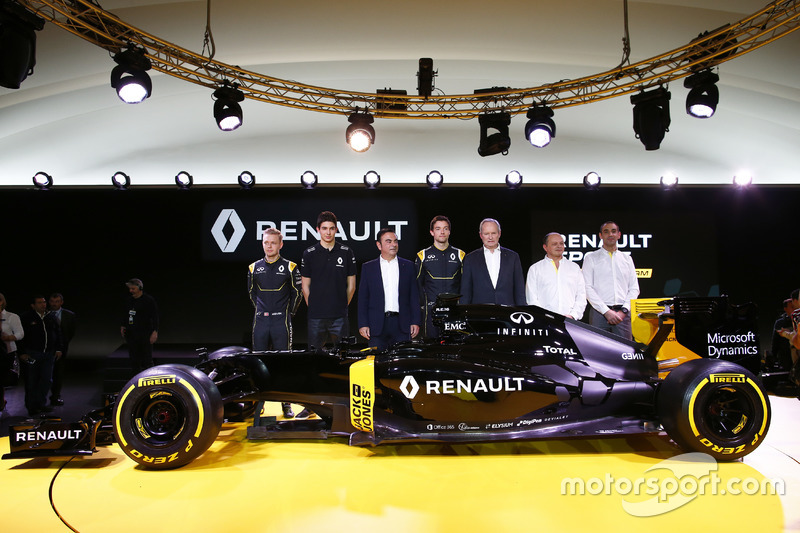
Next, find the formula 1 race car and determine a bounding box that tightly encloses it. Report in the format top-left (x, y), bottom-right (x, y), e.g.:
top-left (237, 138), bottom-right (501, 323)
top-left (4, 296), bottom-right (770, 470)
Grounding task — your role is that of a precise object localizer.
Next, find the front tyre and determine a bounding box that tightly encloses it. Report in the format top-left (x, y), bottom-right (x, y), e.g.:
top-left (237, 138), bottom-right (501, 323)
top-left (113, 364), bottom-right (224, 469)
top-left (657, 359), bottom-right (770, 461)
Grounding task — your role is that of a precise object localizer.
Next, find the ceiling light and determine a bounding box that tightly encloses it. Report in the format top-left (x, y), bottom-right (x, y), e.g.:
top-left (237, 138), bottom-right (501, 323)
top-left (583, 172), bottom-right (601, 189)
top-left (300, 170), bottom-right (318, 189)
top-left (175, 171), bottom-right (193, 190)
top-left (631, 87), bottom-right (671, 151)
top-left (505, 170), bottom-right (522, 189)
top-left (213, 83), bottom-right (244, 131)
top-left (32, 171), bottom-right (52, 190)
top-left (660, 172), bottom-right (679, 189)
top-left (477, 112), bottom-right (511, 157)
top-left (112, 171), bottom-right (130, 190)
top-left (363, 170), bottom-right (380, 189)
top-left (524, 105), bottom-right (556, 148)
top-left (733, 172), bottom-right (753, 188)
top-left (237, 171), bottom-right (255, 189)
top-left (684, 70), bottom-right (719, 119)
top-left (346, 112), bottom-right (375, 152)
top-left (417, 58), bottom-right (435, 98)
top-left (0, 2), bottom-right (44, 89)
top-left (426, 170), bottom-right (443, 189)
top-left (110, 48), bottom-right (152, 104)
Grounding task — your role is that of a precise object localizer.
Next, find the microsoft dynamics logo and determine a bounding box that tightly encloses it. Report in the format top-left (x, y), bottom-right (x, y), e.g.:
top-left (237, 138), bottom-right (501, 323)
top-left (211, 209), bottom-right (246, 253)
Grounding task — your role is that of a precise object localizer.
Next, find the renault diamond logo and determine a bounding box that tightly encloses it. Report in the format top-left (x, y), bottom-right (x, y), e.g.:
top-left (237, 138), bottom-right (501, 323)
top-left (400, 375), bottom-right (420, 399)
top-left (211, 209), bottom-right (246, 253)
top-left (510, 312), bottom-right (534, 325)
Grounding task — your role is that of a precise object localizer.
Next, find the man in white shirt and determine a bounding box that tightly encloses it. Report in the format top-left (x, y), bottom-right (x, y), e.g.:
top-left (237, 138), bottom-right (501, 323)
top-left (526, 232), bottom-right (586, 319)
top-left (582, 221), bottom-right (640, 339)
top-left (358, 229), bottom-right (421, 350)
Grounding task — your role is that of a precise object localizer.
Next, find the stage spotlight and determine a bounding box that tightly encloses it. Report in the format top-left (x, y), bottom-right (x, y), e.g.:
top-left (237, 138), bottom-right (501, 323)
top-left (300, 170), bottom-right (318, 189)
top-left (631, 87), bottom-right (671, 151)
top-left (175, 171), bottom-right (193, 190)
top-left (426, 170), bottom-right (443, 189)
top-left (478, 113), bottom-right (511, 157)
top-left (346, 112), bottom-right (375, 152)
top-left (32, 171), bottom-right (52, 190)
top-left (524, 105), bottom-right (556, 148)
top-left (110, 48), bottom-right (152, 104)
top-left (684, 70), bottom-right (719, 119)
top-left (213, 83), bottom-right (244, 131)
top-left (238, 171), bottom-right (255, 190)
top-left (505, 170), bottom-right (522, 189)
top-left (733, 172), bottom-right (753, 188)
top-left (0, 2), bottom-right (44, 89)
top-left (364, 170), bottom-right (380, 189)
top-left (417, 57), bottom-right (435, 98)
top-left (112, 171), bottom-right (130, 190)
top-left (660, 172), bottom-right (679, 189)
top-left (583, 172), bottom-right (601, 190)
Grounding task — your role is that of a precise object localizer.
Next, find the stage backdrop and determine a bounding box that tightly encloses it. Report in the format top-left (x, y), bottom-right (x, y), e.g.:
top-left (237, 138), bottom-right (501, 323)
top-left (2, 185), bottom-right (795, 358)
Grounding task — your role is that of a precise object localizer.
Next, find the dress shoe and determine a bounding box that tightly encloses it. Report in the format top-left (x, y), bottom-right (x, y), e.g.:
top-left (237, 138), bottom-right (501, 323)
top-left (281, 403), bottom-right (294, 419)
top-left (295, 408), bottom-right (313, 419)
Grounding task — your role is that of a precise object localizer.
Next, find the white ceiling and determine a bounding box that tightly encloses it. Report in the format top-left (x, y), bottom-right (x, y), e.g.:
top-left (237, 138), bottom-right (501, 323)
top-left (1, 0), bottom-right (798, 187)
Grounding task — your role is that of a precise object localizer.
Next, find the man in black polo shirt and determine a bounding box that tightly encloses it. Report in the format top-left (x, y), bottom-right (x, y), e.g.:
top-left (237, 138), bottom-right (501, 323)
top-left (301, 211), bottom-right (357, 350)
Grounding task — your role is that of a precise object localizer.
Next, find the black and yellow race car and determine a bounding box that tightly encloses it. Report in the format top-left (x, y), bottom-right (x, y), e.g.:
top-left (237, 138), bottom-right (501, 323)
top-left (4, 296), bottom-right (770, 470)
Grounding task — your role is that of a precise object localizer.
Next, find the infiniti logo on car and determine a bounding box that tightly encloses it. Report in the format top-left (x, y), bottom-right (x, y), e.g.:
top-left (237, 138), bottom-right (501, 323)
top-left (510, 312), bottom-right (534, 325)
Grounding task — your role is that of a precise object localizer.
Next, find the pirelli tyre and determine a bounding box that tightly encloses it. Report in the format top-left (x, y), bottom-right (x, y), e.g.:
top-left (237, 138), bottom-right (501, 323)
top-left (113, 364), bottom-right (224, 469)
top-left (657, 359), bottom-right (770, 461)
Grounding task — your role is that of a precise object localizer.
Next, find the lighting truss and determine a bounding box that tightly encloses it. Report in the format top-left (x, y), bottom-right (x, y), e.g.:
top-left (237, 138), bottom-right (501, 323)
top-left (15, 0), bottom-right (800, 119)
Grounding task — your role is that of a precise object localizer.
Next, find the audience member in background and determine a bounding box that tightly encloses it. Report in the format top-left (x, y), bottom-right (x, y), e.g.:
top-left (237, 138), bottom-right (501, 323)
top-left (19, 295), bottom-right (62, 417)
top-left (1, 293), bottom-right (25, 412)
top-left (771, 297), bottom-right (794, 371)
top-left (120, 278), bottom-right (159, 376)
top-left (48, 292), bottom-right (76, 406)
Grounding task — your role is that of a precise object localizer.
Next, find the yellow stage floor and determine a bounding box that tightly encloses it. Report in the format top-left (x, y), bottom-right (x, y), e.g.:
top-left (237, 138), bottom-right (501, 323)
top-left (2, 397), bottom-right (798, 533)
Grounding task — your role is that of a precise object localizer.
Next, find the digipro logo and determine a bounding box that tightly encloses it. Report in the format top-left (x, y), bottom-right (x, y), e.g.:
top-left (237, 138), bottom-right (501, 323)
top-left (211, 209), bottom-right (246, 253)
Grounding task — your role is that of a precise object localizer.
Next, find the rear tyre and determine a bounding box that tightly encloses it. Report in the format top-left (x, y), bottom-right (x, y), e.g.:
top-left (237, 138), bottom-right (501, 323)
top-left (657, 359), bottom-right (770, 461)
top-left (113, 364), bottom-right (223, 469)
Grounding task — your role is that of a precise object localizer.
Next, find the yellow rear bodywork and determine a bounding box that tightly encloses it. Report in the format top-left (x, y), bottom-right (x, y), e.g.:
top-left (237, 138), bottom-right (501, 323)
top-left (631, 298), bottom-right (702, 379)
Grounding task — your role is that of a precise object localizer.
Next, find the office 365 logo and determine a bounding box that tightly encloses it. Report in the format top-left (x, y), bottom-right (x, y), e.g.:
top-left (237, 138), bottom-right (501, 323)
top-left (211, 209), bottom-right (246, 253)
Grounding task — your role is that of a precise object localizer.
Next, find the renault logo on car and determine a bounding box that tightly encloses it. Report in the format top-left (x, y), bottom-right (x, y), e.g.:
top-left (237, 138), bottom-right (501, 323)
top-left (510, 312), bottom-right (534, 325)
top-left (211, 209), bottom-right (246, 253)
top-left (400, 375), bottom-right (420, 399)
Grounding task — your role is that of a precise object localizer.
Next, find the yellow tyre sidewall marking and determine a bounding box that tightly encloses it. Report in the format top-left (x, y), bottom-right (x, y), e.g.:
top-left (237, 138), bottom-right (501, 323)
top-left (687, 375), bottom-right (768, 442)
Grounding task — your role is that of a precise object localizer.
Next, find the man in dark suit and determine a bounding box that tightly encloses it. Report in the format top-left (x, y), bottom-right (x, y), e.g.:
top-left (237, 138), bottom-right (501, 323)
top-left (48, 293), bottom-right (76, 406)
top-left (358, 228), bottom-right (421, 350)
top-left (461, 218), bottom-right (526, 305)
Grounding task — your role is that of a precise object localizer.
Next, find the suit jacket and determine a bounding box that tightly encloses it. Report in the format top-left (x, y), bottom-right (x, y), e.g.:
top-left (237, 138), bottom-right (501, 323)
top-left (358, 257), bottom-right (421, 335)
top-left (461, 246), bottom-right (526, 305)
top-left (59, 308), bottom-right (77, 346)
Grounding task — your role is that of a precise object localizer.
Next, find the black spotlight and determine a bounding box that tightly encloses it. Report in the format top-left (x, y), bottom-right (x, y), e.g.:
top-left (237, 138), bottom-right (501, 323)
top-left (112, 171), bottom-right (130, 190)
top-left (300, 170), bottom-right (318, 189)
top-left (213, 83), bottom-right (245, 131)
top-left (631, 87), bottom-right (671, 151)
top-left (524, 105), bottom-right (556, 148)
top-left (417, 57), bottom-right (435, 98)
top-left (363, 170), bottom-right (380, 189)
top-left (346, 112), bottom-right (375, 152)
top-left (32, 171), bottom-right (52, 190)
top-left (175, 171), bottom-right (193, 190)
top-left (237, 171), bottom-right (255, 189)
top-left (660, 172), bottom-right (678, 189)
top-left (0, 1), bottom-right (45, 89)
top-left (684, 70), bottom-right (719, 119)
top-left (505, 170), bottom-right (522, 189)
top-left (110, 48), bottom-right (152, 104)
top-left (478, 113), bottom-right (511, 157)
top-left (426, 170), bottom-right (443, 189)
top-left (583, 172), bottom-right (601, 190)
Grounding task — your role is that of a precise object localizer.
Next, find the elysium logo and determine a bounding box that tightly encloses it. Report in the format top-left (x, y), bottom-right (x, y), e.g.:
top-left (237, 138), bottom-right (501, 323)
top-left (211, 209), bottom-right (246, 253)
top-left (510, 312), bottom-right (534, 325)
